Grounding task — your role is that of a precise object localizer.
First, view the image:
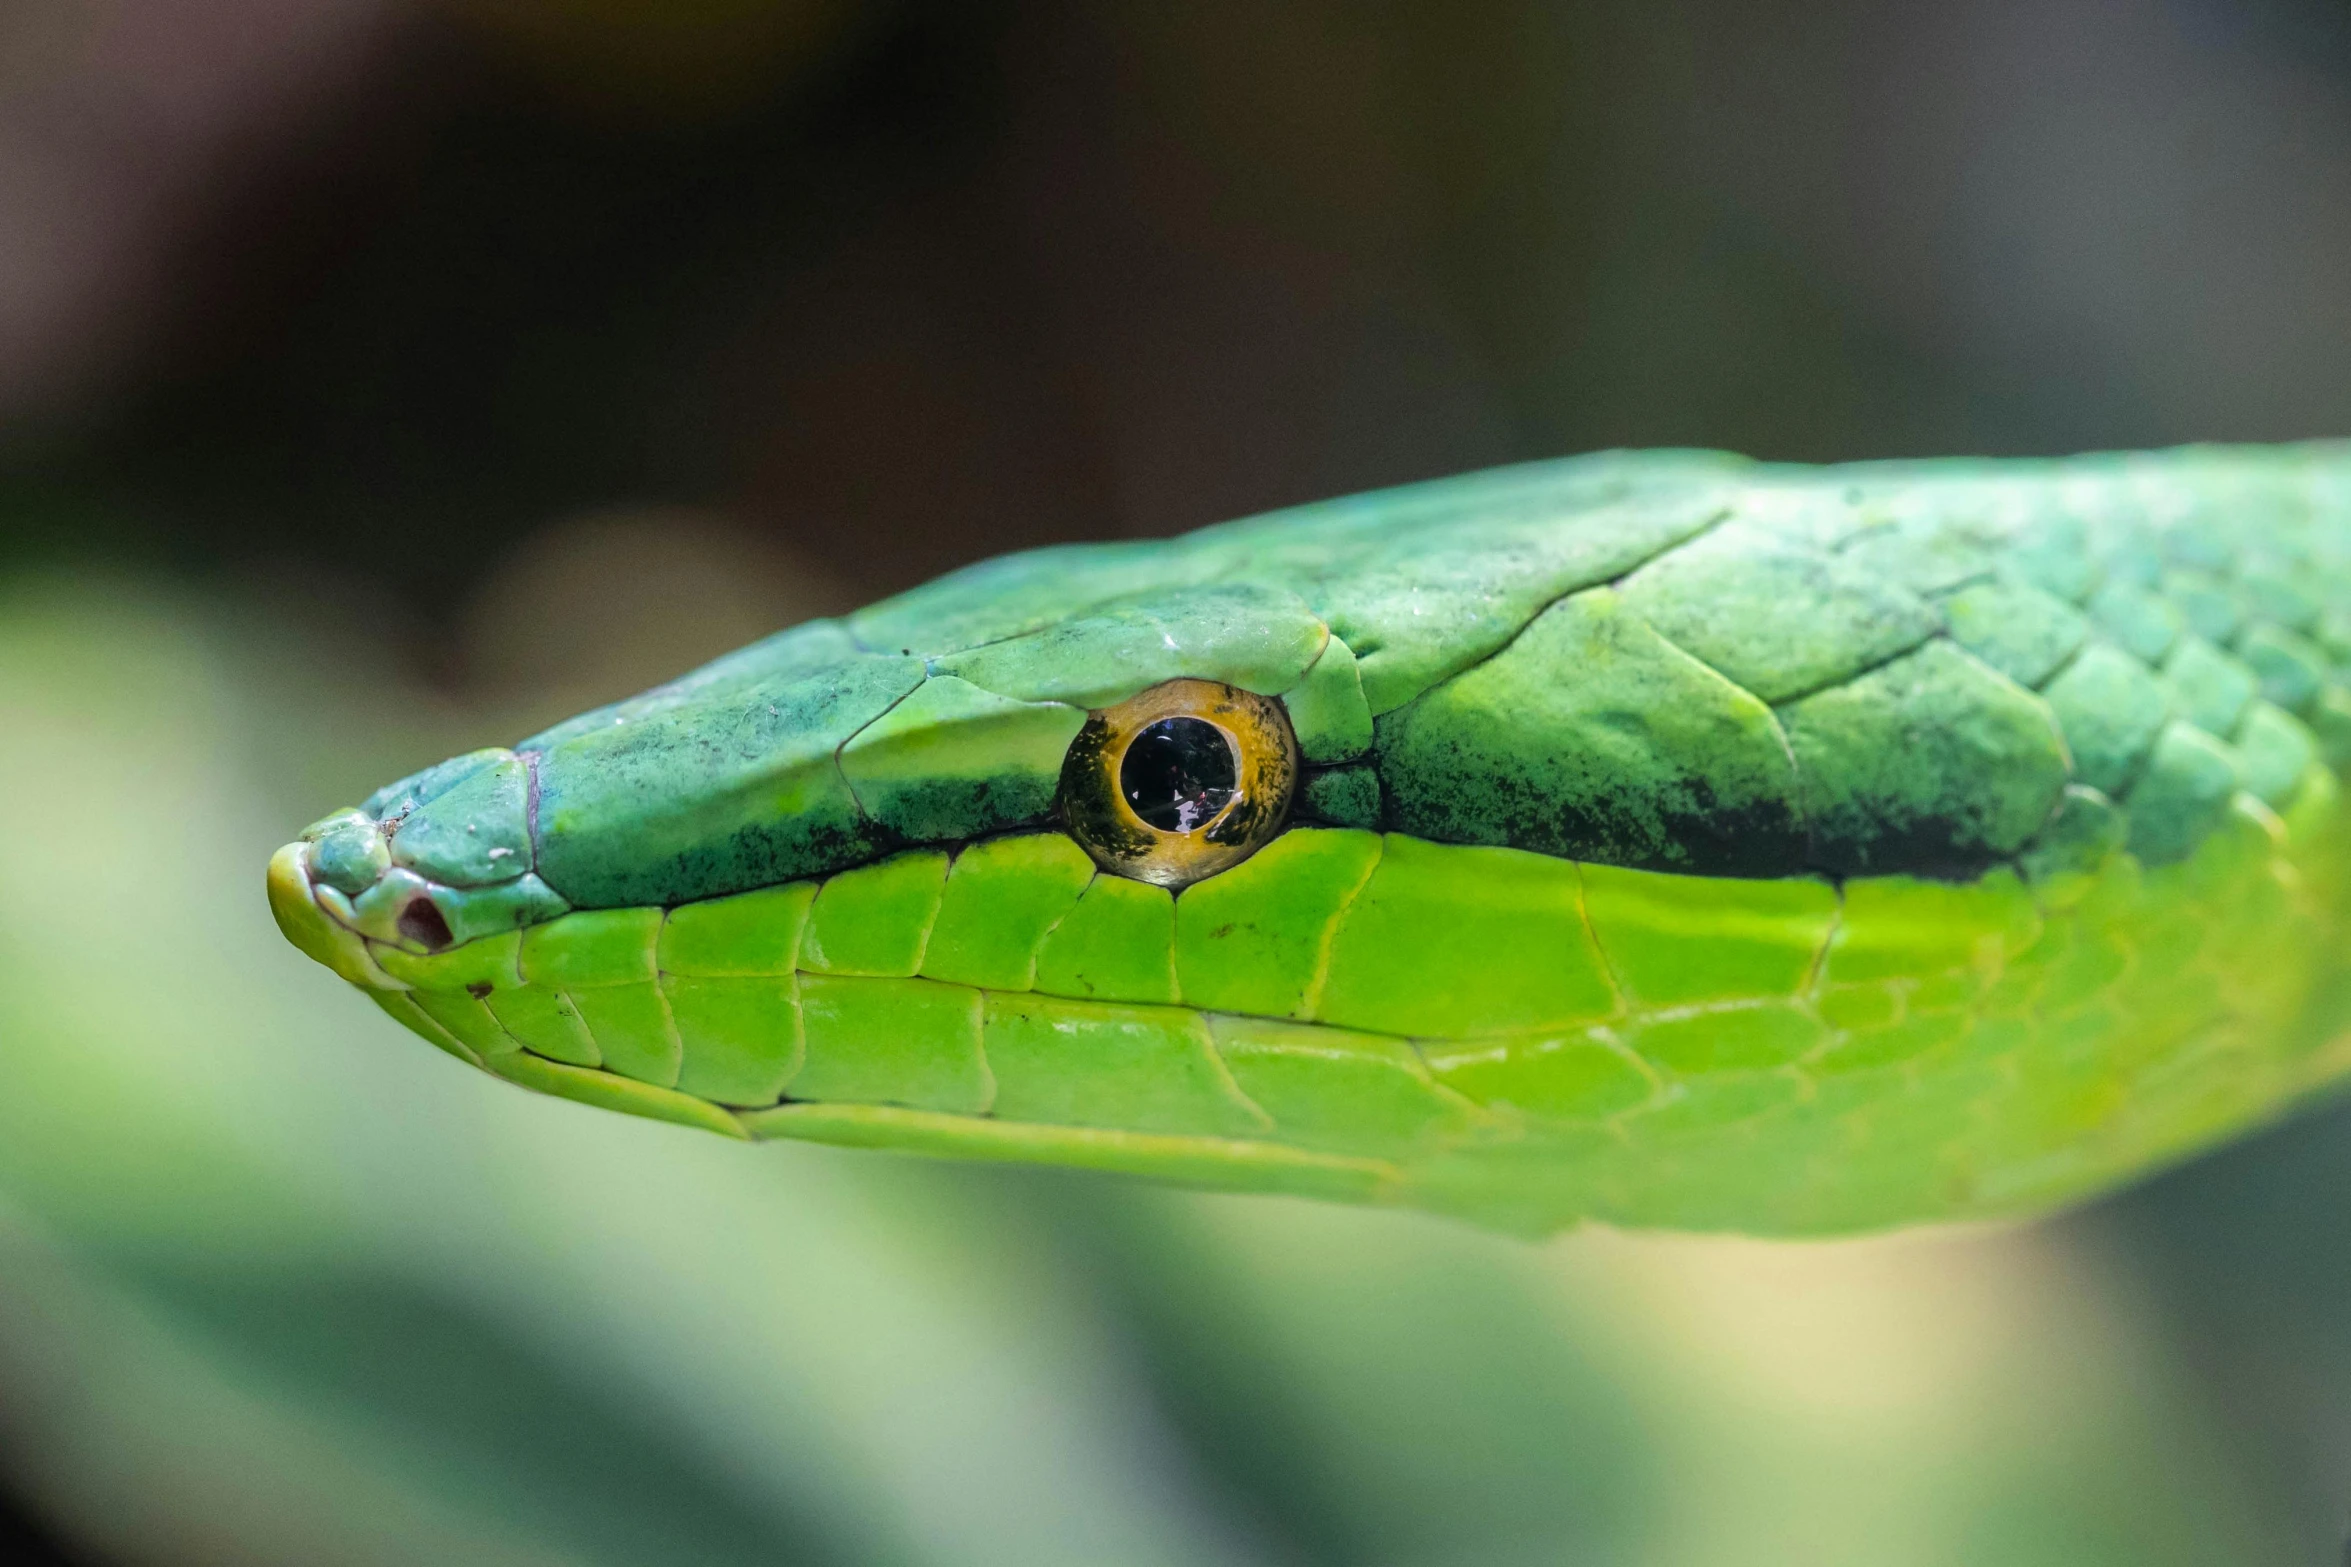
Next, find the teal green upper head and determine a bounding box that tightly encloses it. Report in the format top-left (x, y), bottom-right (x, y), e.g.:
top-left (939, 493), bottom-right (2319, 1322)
top-left (289, 448), bottom-right (1723, 938)
top-left (271, 442), bottom-right (2351, 1236)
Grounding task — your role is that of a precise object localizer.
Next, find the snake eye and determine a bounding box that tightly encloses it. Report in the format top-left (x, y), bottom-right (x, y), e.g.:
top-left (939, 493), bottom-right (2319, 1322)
top-left (1122, 717), bottom-right (1237, 830)
top-left (1060, 678), bottom-right (1297, 888)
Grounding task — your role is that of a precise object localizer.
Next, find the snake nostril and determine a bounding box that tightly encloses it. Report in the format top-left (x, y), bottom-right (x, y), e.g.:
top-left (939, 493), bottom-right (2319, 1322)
top-left (397, 898), bottom-right (454, 952)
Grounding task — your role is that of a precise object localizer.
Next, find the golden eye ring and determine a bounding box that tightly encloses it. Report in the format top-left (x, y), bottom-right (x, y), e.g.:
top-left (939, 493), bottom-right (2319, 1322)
top-left (1058, 678), bottom-right (1298, 888)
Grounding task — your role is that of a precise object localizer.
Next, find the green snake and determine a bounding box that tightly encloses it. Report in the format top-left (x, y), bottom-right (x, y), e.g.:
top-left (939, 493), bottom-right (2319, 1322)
top-left (269, 443), bottom-right (2351, 1235)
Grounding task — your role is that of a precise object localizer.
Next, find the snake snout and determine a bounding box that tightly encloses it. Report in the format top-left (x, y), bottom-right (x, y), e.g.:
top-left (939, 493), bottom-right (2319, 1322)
top-left (275, 775), bottom-right (572, 980)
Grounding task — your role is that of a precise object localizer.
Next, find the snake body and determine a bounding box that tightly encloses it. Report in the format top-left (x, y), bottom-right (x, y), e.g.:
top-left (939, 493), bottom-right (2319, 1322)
top-left (271, 444), bottom-right (2351, 1234)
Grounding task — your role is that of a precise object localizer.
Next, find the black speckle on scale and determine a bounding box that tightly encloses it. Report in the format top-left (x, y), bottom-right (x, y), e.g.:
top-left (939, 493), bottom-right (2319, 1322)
top-left (1121, 717), bottom-right (1240, 833)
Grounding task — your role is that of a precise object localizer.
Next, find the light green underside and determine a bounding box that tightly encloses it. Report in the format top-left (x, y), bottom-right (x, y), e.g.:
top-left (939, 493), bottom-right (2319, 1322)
top-left (300, 771), bottom-right (2351, 1235)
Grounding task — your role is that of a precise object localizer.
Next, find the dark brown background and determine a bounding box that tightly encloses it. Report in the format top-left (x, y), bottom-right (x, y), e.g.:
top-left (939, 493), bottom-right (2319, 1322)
top-left (13, 1), bottom-right (2351, 624)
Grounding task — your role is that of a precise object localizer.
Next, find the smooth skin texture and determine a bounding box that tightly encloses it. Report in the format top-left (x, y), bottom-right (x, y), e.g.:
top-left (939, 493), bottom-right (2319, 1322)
top-left (273, 442), bottom-right (2351, 1235)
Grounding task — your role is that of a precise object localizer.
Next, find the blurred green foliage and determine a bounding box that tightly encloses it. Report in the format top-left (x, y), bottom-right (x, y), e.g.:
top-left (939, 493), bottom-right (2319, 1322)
top-left (0, 566), bottom-right (2307, 1565)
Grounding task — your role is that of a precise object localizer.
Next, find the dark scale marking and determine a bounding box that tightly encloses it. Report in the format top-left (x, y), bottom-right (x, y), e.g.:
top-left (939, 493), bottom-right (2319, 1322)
top-left (1374, 586), bottom-right (1813, 877)
top-left (1297, 765), bottom-right (1383, 829)
top-left (1058, 717), bottom-right (1155, 865)
top-left (1204, 764), bottom-right (1282, 848)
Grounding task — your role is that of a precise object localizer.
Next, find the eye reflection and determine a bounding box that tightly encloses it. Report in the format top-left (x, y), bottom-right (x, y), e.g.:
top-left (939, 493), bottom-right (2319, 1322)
top-left (1058, 677), bottom-right (1298, 888)
top-left (1120, 717), bottom-right (1239, 832)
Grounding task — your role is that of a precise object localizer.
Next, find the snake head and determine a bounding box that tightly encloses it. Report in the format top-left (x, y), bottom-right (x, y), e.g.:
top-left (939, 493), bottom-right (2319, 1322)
top-left (268, 746), bottom-right (572, 984)
top-left (268, 461), bottom-right (1746, 997)
top-left (266, 575), bottom-right (1359, 990)
top-left (262, 449), bottom-right (2351, 1234)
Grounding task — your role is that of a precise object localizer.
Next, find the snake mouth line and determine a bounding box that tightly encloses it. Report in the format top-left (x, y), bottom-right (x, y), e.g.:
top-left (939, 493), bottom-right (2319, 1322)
top-left (267, 840), bottom-right (402, 989)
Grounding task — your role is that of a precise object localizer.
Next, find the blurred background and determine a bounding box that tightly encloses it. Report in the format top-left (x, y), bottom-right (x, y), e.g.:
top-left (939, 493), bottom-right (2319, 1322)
top-left (5, 0), bottom-right (2351, 1561)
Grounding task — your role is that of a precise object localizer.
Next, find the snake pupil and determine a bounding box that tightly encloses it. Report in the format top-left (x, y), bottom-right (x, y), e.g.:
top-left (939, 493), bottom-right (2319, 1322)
top-left (1120, 716), bottom-right (1239, 833)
